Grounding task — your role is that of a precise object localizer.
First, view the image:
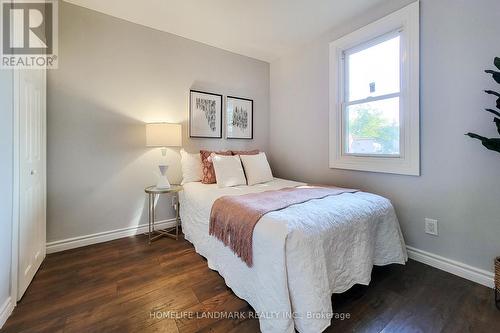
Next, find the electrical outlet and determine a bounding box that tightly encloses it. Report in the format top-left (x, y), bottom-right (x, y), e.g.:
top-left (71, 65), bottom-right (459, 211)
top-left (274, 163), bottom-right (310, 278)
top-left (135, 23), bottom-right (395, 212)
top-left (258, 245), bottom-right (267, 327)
top-left (425, 218), bottom-right (438, 236)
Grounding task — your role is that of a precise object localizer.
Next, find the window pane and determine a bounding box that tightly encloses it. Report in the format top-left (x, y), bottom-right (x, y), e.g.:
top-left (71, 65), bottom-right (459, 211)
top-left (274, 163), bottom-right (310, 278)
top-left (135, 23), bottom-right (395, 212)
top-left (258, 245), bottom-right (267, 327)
top-left (347, 35), bottom-right (400, 102)
top-left (346, 97), bottom-right (400, 155)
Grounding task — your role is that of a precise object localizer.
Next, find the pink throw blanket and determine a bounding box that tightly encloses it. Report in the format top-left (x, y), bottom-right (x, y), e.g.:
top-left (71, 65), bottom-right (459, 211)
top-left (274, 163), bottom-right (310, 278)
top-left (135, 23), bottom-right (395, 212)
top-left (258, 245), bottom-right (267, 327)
top-left (209, 185), bottom-right (358, 267)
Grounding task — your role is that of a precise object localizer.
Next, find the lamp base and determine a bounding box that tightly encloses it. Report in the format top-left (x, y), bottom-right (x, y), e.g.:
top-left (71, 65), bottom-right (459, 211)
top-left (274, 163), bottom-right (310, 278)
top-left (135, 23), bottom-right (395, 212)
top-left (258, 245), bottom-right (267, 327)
top-left (156, 177), bottom-right (171, 189)
top-left (156, 165), bottom-right (171, 189)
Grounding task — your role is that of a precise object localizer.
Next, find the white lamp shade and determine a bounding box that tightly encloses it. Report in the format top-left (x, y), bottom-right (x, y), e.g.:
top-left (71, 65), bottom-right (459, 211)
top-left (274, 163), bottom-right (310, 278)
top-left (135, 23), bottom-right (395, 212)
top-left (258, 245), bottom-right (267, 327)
top-left (146, 123), bottom-right (182, 147)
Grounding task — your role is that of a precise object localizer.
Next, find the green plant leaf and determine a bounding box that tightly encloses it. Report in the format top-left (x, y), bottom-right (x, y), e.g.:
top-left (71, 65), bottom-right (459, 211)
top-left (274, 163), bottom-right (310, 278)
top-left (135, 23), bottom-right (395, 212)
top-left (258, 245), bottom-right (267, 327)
top-left (485, 108), bottom-right (500, 117)
top-left (485, 90), bottom-right (500, 97)
top-left (466, 133), bottom-right (500, 153)
top-left (482, 138), bottom-right (500, 153)
top-left (485, 70), bottom-right (500, 84)
top-left (466, 132), bottom-right (487, 141)
top-left (495, 57), bottom-right (500, 70)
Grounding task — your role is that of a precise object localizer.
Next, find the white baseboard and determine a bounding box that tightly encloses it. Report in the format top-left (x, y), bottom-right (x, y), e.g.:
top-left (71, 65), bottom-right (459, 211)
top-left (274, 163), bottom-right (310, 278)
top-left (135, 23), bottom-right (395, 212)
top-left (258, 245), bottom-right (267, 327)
top-left (46, 219), bottom-right (178, 254)
top-left (0, 297), bottom-right (14, 329)
top-left (46, 226), bottom-right (496, 289)
top-left (406, 246), bottom-right (495, 289)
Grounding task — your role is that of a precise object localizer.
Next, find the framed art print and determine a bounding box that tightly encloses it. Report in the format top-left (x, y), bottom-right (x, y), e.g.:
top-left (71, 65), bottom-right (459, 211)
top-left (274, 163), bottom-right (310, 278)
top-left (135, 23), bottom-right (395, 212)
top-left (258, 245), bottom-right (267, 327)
top-left (189, 90), bottom-right (223, 138)
top-left (226, 96), bottom-right (253, 139)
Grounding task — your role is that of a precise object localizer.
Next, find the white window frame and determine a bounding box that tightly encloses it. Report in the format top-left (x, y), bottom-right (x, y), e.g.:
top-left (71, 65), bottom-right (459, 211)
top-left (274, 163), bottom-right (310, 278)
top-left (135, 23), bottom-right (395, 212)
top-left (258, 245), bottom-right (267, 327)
top-left (329, 1), bottom-right (420, 176)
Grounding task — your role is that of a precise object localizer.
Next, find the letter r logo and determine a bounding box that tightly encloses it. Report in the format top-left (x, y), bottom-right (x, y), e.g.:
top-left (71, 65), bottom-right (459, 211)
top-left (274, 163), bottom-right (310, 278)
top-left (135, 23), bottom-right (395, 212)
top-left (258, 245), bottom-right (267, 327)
top-left (2, 1), bottom-right (53, 54)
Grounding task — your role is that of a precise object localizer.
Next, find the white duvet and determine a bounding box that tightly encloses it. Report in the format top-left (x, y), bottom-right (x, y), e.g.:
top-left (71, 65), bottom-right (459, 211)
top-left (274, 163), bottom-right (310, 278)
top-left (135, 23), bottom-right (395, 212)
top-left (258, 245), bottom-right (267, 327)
top-left (179, 178), bottom-right (407, 333)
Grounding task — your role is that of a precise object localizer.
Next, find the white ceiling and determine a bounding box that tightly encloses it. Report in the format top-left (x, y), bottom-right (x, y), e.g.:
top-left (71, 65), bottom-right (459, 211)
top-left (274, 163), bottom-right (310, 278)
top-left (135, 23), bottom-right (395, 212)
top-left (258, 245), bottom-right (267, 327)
top-left (63, 0), bottom-right (387, 62)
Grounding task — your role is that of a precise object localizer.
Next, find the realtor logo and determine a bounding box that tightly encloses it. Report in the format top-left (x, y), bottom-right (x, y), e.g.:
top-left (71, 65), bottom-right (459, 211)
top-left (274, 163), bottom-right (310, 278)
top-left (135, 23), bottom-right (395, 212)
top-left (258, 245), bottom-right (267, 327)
top-left (1, 0), bottom-right (58, 68)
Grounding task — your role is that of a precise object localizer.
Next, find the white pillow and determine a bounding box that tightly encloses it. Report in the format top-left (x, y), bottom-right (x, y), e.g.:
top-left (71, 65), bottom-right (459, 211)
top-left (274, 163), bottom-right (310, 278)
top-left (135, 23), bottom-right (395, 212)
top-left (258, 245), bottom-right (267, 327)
top-left (211, 154), bottom-right (247, 188)
top-left (180, 149), bottom-right (202, 185)
top-left (240, 152), bottom-right (273, 185)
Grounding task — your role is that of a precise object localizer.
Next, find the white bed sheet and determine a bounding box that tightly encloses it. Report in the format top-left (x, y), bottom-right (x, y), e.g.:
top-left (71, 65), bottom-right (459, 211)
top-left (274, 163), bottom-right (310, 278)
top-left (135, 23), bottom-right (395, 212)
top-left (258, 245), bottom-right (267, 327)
top-left (179, 178), bottom-right (407, 333)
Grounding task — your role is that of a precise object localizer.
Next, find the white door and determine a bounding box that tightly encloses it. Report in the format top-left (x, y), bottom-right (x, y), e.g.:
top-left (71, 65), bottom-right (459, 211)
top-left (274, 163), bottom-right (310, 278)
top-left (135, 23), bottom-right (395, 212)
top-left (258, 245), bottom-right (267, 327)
top-left (16, 69), bottom-right (47, 300)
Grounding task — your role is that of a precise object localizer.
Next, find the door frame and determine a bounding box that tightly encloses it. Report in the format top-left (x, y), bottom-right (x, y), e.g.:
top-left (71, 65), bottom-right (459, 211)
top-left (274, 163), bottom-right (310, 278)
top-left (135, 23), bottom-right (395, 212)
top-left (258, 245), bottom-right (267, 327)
top-left (11, 69), bottom-right (20, 303)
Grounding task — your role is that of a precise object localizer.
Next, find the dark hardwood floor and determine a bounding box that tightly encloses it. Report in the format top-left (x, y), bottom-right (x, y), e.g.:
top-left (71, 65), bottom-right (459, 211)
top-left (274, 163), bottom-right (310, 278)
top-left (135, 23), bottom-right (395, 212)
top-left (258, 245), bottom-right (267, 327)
top-left (2, 234), bottom-right (499, 333)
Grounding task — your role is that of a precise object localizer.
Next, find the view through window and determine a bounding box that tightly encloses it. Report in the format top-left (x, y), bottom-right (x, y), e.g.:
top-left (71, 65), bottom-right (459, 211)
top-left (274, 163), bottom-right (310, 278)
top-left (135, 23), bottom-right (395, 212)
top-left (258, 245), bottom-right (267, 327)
top-left (344, 34), bottom-right (401, 156)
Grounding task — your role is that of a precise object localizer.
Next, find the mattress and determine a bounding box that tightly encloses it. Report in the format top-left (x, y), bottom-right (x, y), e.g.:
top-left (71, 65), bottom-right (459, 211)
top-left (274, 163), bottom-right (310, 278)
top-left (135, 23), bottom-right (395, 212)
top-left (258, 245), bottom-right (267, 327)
top-left (179, 178), bottom-right (407, 333)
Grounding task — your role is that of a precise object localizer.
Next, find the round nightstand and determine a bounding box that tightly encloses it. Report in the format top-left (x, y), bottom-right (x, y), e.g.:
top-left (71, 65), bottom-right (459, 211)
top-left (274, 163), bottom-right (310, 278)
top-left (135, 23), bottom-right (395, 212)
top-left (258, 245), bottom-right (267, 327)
top-left (144, 185), bottom-right (183, 244)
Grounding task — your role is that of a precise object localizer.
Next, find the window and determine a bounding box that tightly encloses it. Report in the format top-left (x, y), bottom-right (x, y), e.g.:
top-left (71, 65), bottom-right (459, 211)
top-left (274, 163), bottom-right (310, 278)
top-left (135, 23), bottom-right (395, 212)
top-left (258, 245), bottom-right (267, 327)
top-left (345, 33), bottom-right (401, 156)
top-left (329, 2), bottom-right (419, 175)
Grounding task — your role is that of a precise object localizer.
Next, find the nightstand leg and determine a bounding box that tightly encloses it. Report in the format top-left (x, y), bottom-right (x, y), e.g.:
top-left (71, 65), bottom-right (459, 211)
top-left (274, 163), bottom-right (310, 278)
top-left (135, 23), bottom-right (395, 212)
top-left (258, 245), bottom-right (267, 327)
top-left (151, 193), bottom-right (156, 233)
top-left (148, 193), bottom-right (152, 244)
top-left (175, 201), bottom-right (180, 240)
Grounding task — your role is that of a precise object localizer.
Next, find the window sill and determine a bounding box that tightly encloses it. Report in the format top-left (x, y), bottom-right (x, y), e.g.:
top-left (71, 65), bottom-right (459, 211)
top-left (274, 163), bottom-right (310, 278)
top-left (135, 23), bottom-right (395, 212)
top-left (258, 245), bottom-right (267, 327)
top-left (329, 154), bottom-right (420, 176)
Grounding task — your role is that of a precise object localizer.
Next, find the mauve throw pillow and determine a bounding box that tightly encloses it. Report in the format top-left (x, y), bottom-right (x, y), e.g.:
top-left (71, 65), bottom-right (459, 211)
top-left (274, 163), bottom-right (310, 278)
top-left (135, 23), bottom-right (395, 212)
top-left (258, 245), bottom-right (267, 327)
top-left (200, 150), bottom-right (232, 184)
top-left (231, 149), bottom-right (259, 156)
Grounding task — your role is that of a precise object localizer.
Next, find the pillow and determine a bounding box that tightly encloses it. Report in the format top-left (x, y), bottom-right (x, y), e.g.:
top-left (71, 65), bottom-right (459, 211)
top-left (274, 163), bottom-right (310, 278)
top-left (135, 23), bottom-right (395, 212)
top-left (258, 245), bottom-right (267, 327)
top-left (180, 149), bottom-right (202, 185)
top-left (240, 152), bottom-right (273, 186)
top-left (231, 149), bottom-right (259, 156)
top-left (200, 150), bottom-right (232, 184)
top-left (211, 154), bottom-right (247, 188)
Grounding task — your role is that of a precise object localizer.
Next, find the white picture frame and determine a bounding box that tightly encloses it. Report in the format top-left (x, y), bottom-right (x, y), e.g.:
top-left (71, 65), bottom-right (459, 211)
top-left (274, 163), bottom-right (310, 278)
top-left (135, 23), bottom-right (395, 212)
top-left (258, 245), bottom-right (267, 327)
top-left (226, 96), bottom-right (253, 139)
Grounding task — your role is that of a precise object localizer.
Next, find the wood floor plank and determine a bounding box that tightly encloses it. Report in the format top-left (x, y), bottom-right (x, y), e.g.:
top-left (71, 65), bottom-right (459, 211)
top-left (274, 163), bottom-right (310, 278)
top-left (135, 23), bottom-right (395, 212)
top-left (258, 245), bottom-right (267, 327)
top-left (190, 274), bottom-right (230, 303)
top-left (2, 234), bottom-right (498, 333)
top-left (227, 318), bottom-right (261, 333)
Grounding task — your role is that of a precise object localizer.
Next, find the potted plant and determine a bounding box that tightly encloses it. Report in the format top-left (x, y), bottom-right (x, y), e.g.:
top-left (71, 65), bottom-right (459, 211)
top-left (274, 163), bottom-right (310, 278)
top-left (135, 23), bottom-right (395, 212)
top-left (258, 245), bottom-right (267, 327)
top-left (465, 57), bottom-right (500, 309)
top-left (496, 257), bottom-right (500, 310)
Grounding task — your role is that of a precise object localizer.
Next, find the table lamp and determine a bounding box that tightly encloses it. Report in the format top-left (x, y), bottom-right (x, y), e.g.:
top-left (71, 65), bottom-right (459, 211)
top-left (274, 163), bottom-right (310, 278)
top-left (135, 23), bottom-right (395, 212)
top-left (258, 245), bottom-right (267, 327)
top-left (146, 123), bottom-right (182, 189)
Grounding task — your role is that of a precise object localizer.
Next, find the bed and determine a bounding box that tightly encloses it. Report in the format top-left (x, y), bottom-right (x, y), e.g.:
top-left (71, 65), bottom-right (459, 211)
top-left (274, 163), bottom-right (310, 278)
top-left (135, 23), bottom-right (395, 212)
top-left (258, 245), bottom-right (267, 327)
top-left (179, 178), bottom-right (407, 333)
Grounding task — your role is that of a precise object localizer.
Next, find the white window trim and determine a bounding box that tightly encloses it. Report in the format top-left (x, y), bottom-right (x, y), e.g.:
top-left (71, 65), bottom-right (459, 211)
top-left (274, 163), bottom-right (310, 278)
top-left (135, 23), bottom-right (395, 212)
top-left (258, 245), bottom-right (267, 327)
top-left (329, 1), bottom-right (420, 176)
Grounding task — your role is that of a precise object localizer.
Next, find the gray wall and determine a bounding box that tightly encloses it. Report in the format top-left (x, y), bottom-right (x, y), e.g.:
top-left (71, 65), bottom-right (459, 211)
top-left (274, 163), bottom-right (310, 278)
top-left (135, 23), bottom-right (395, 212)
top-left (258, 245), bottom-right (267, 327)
top-left (270, 0), bottom-right (500, 273)
top-left (0, 70), bottom-right (13, 312)
top-left (47, 0), bottom-right (500, 275)
top-left (47, 2), bottom-right (270, 242)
